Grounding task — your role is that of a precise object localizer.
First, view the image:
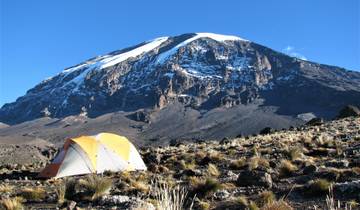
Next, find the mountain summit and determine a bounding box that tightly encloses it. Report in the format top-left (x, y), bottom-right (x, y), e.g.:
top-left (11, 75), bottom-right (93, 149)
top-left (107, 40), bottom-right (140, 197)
top-left (1, 32), bottom-right (360, 143)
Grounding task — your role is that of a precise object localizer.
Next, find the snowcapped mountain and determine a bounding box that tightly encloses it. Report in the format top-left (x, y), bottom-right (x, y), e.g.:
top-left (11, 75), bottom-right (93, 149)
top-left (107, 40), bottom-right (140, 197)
top-left (1, 32), bottom-right (360, 142)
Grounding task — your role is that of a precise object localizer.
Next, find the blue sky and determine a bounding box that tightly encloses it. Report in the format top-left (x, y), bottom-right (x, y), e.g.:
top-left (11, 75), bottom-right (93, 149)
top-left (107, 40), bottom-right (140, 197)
top-left (0, 0), bottom-right (359, 106)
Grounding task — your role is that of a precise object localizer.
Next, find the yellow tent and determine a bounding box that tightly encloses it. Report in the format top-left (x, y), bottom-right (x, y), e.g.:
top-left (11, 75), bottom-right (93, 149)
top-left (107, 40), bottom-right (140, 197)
top-left (39, 133), bottom-right (146, 178)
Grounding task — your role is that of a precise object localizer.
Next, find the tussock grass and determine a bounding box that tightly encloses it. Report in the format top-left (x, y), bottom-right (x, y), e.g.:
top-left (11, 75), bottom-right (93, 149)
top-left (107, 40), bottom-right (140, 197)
top-left (180, 160), bottom-right (196, 170)
top-left (279, 160), bottom-right (298, 177)
top-left (207, 163), bottom-right (220, 177)
top-left (262, 200), bottom-right (293, 210)
top-left (78, 175), bottom-right (112, 201)
top-left (307, 179), bottom-right (331, 196)
top-left (0, 184), bottom-right (14, 193)
top-left (248, 201), bottom-right (259, 210)
top-left (258, 190), bottom-right (276, 207)
top-left (248, 156), bottom-right (270, 170)
top-left (0, 197), bottom-right (24, 210)
top-left (20, 187), bottom-right (45, 201)
top-left (229, 158), bottom-right (247, 170)
top-left (287, 147), bottom-right (303, 161)
top-left (191, 178), bottom-right (222, 198)
top-left (131, 180), bottom-right (150, 194)
top-left (55, 183), bottom-right (65, 204)
top-left (152, 181), bottom-right (193, 210)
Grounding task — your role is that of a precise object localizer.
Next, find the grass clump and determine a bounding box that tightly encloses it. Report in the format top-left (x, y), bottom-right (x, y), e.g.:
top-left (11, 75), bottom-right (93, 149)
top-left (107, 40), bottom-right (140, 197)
top-left (248, 201), bottom-right (260, 210)
top-left (131, 180), bottom-right (150, 194)
top-left (229, 158), bottom-right (247, 170)
top-left (20, 187), bottom-right (46, 201)
top-left (0, 184), bottom-right (14, 193)
top-left (207, 163), bottom-right (220, 177)
top-left (180, 160), bottom-right (197, 170)
top-left (307, 179), bottom-right (331, 196)
top-left (262, 200), bottom-right (293, 210)
top-left (0, 197), bottom-right (24, 210)
top-left (258, 190), bottom-right (276, 207)
top-left (287, 147), bottom-right (303, 161)
top-left (152, 181), bottom-right (193, 210)
top-left (55, 183), bottom-right (66, 204)
top-left (78, 175), bottom-right (112, 201)
top-left (279, 160), bottom-right (298, 177)
top-left (248, 156), bottom-right (270, 170)
top-left (191, 178), bottom-right (222, 198)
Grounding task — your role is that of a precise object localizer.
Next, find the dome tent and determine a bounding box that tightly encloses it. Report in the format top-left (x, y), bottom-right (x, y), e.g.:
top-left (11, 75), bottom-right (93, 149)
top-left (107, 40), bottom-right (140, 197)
top-left (39, 133), bottom-right (146, 178)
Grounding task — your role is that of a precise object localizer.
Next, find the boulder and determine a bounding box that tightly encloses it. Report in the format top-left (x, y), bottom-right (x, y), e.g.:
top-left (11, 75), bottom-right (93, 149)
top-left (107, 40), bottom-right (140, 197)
top-left (337, 105), bottom-right (360, 119)
top-left (259, 127), bottom-right (274, 135)
top-left (100, 195), bottom-right (155, 210)
top-left (306, 118), bottom-right (324, 126)
top-left (303, 165), bottom-right (318, 175)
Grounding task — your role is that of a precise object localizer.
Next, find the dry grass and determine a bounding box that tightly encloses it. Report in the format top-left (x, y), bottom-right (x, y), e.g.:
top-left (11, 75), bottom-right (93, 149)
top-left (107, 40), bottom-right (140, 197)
top-left (287, 147), bottom-right (303, 160)
top-left (248, 201), bottom-right (260, 210)
top-left (207, 163), bottom-right (220, 177)
top-left (248, 156), bottom-right (270, 170)
top-left (235, 195), bottom-right (249, 207)
top-left (0, 184), bottom-right (14, 193)
top-left (179, 160), bottom-right (196, 170)
top-left (208, 151), bottom-right (224, 162)
top-left (78, 175), bottom-right (112, 201)
top-left (152, 181), bottom-right (193, 210)
top-left (55, 183), bottom-right (65, 204)
top-left (307, 179), bottom-right (331, 196)
top-left (229, 158), bottom-right (247, 170)
top-left (20, 187), bottom-right (46, 201)
top-left (262, 200), bottom-right (293, 210)
top-left (190, 178), bottom-right (222, 198)
top-left (131, 180), bottom-right (150, 194)
top-left (279, 160), bottom-right (298, 177)
top-left (258, 190), bottom-right (276, 207)
top-left (0, 197), bottom-right (24, 210)
top-left (325, 185), bottom-right (354, 210)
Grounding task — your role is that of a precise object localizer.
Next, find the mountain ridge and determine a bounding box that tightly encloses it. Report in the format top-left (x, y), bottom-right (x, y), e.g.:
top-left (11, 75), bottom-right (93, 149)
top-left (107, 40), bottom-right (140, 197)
top-left (1, 32), bottom-right (360, 144)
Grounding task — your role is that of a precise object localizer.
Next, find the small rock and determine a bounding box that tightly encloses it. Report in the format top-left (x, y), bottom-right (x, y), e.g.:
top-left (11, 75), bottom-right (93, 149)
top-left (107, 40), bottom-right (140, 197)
top-left (220, 137), bottom-right (231, 145)
top-left (67, 201), bottom-right (76, 210)
top-left (306, 118), bottom-right (324, 126)
top-left (303, 165), bottom-right (318, 175)
top-left (214, 189), bottom-right (231, 200)
top-left (259, 127), bottom-right (274, 135)
top-left (337, 105), bottom-right (360, 119)
top-left (325, 160), bottom-right (349, 168)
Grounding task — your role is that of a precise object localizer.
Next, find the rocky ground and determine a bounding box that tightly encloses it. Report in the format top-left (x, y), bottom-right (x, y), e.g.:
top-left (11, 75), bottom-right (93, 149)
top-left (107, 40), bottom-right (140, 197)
top-left (1, 116), bottom-right (360, 209)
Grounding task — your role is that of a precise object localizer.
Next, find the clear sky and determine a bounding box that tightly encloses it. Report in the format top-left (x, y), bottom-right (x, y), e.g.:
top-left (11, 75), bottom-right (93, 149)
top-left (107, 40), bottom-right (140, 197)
top-left (1, 0), bottom-right (359, 106)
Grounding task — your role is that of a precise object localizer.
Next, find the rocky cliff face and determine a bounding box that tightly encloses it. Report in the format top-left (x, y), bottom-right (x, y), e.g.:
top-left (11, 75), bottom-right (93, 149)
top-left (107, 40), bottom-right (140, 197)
top-left (1, 32), bottom-right (360, 125)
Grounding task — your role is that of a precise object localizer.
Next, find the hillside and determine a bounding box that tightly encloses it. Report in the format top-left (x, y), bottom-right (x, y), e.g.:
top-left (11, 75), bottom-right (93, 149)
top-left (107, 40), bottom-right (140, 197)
top-left (1, 33), bottom-right (360, 145)
top-left (1, 116), bottom-right (359, 209)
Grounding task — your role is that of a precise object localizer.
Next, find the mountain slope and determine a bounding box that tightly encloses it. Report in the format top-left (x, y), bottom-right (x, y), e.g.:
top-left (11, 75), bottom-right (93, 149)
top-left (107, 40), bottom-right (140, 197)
top-left (1, 32), bottom-right (360, 144)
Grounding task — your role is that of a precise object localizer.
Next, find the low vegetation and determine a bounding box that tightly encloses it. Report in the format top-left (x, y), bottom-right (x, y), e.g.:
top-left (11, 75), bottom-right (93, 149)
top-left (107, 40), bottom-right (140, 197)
top-left (78, 175), bottom-right (113, 201)
top-left (1, 117), bottom-right (359, 209)
top-left (20, 187), bottom-right (46, 201)
top-left (0, 197), bottom-right (24, 210)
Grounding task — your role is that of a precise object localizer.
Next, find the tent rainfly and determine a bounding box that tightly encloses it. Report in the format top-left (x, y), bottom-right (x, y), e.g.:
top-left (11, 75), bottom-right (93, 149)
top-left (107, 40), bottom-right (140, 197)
top-left (39, 133), bottom-right (146, 178)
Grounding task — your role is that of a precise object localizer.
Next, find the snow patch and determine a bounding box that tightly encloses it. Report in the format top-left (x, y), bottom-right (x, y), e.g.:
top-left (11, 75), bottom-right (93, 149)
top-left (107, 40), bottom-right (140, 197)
top-left (100, 37), bottom-right (168, 69)
top-left (157, 33), bottom-right (247, 64)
